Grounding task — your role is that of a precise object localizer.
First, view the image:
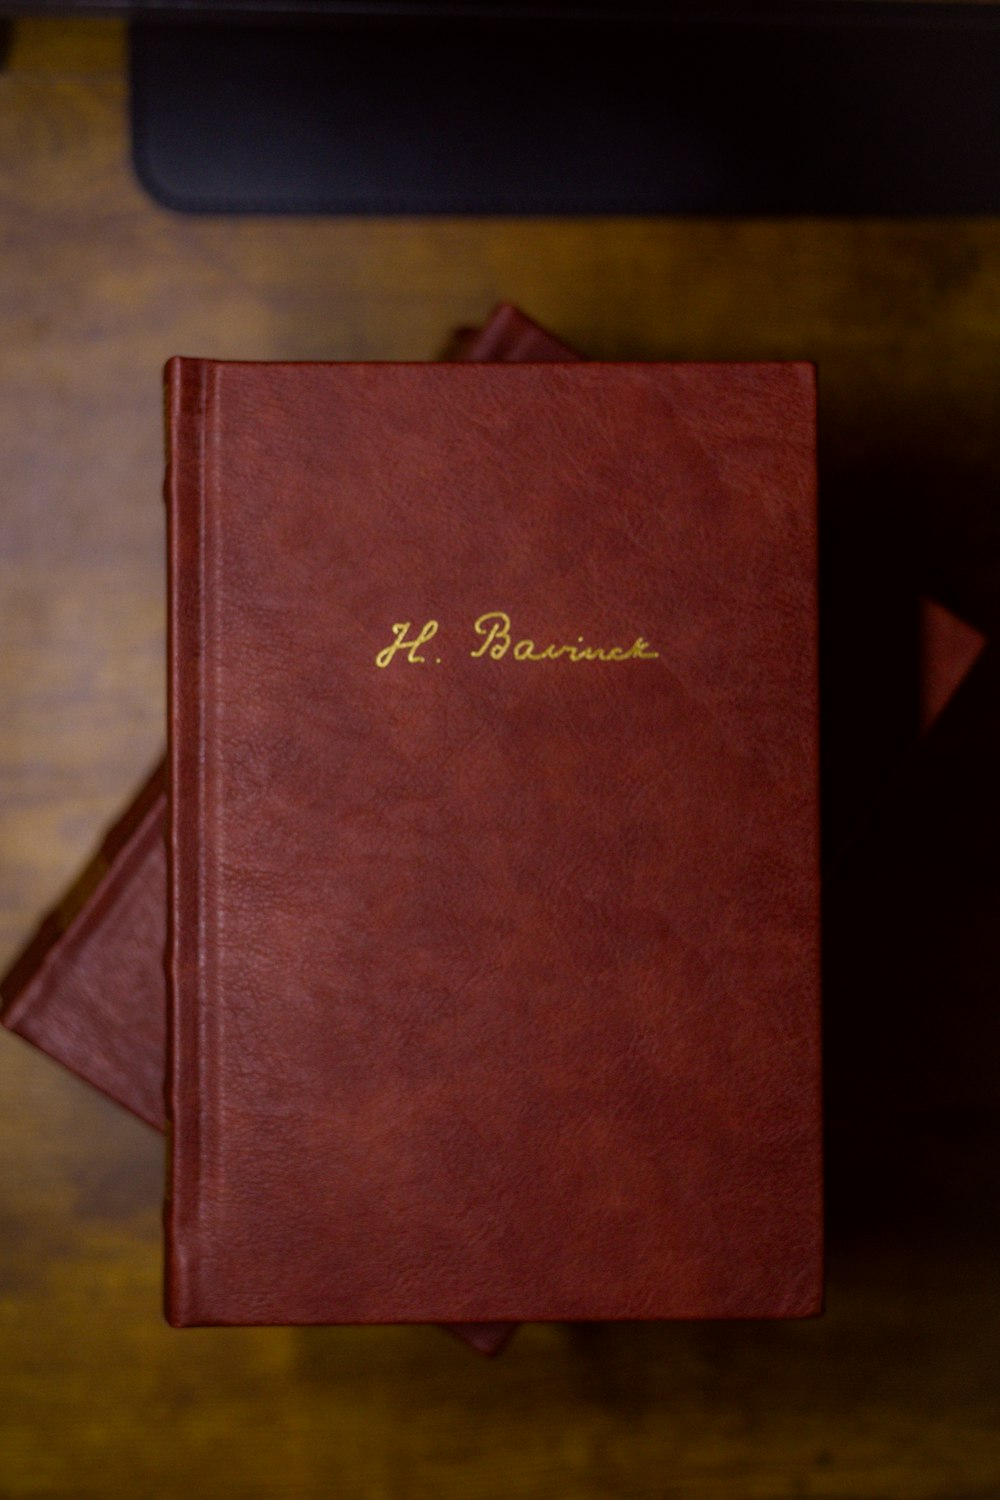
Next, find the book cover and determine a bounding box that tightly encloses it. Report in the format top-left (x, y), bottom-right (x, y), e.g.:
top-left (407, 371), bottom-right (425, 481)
top-left (166, 357), bottom-right (823, 1326)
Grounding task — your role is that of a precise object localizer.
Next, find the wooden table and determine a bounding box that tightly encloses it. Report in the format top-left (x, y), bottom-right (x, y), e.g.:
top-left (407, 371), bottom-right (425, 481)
top-left (2, 19), bottom-right (999, 1497)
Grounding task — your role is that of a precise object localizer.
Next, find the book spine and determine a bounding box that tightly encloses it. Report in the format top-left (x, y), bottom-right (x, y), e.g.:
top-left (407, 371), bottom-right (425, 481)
top-left (164, 356), bottom-right (214, 1327)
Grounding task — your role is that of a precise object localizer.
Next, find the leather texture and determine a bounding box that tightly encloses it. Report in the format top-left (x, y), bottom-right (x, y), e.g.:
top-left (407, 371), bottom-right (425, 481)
top-left (166, 356), bottom-right (823, 1327)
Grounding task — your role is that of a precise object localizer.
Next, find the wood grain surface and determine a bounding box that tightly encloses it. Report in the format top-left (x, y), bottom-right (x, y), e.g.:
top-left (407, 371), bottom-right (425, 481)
top-left (2, 19), bottom-right (999, 1499)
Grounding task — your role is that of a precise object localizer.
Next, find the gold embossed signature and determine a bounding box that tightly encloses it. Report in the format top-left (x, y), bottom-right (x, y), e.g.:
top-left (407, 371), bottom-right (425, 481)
top-left (375, 621), bottom-right (440, 669)
top-left (374, 612), bottom-right (659, 668)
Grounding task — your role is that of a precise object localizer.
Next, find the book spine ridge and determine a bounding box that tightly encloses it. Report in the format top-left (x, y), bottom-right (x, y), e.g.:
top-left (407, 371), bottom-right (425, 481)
top-left (165, 356), bottom-right (213, 1327)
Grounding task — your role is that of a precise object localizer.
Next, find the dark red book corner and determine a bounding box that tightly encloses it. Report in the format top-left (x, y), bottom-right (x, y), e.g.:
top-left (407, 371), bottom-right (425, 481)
top-left (919, 596), bottom-right (986, 734)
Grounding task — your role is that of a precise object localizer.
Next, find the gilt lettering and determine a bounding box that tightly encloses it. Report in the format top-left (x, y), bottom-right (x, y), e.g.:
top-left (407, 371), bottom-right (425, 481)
top-left (375, 620), bottom-right (439, 669)
top-left (375, 612), bottom-right (659, 668)
top-left (470, 611), bottom-right (658, 663)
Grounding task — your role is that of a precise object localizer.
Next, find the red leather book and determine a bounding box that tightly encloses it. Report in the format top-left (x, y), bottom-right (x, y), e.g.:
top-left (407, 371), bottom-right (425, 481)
top-left (1, 305), bottom-right (981, 1340)
top-left (165, 357), bottom-right (822, 1326)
